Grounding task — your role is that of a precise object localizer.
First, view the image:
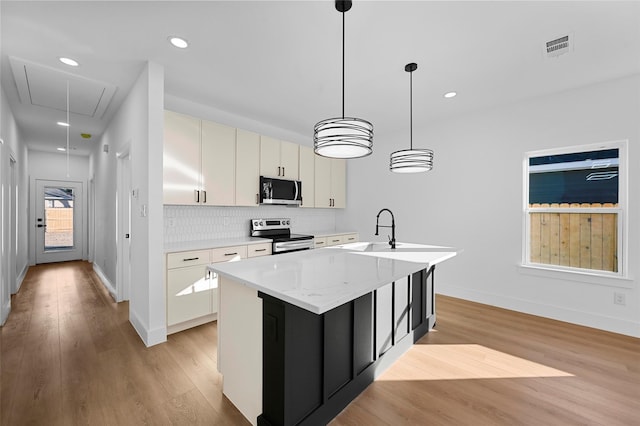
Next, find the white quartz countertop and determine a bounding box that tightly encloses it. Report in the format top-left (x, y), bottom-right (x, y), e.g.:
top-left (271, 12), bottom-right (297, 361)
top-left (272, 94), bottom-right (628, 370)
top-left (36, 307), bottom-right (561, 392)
top-left (209, 241), bottom-right (460, 314)
top-left (165, 237), bottom-right (271, 253)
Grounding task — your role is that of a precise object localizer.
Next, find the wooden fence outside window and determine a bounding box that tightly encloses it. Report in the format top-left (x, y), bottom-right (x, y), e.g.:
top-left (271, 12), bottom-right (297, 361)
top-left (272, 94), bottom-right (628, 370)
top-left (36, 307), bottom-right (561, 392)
top-left (529, 203), bottom-right (617, 272)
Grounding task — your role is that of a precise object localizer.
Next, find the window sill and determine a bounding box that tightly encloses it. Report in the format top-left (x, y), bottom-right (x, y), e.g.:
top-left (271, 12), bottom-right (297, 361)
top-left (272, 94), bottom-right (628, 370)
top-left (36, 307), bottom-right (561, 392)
top-left (518, 264), bottom-right (634, 289)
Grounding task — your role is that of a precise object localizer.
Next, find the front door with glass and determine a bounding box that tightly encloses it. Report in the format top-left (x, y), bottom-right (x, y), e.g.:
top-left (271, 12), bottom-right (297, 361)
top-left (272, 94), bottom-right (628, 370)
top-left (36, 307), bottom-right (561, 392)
top-left (35, 179), bottom-right (84, 264)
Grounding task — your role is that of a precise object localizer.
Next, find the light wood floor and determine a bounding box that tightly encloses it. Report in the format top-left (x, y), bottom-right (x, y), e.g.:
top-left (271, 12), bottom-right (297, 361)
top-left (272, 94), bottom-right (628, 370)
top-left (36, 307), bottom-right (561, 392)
top-left (2, 261), bottom-right (639, 425)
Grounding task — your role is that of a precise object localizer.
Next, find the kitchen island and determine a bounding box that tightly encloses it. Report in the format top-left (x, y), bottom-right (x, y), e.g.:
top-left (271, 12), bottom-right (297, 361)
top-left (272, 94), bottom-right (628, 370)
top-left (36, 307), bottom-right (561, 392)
top-left (208, 242), bottom-right (459, 426)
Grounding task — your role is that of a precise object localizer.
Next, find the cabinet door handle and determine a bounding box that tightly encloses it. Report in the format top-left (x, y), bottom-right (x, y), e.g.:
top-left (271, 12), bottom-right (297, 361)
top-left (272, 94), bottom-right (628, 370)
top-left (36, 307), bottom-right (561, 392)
top-left (202, 190), bottom-right (207, 203)
top-left (195, 190), bottom-right (200, 203)
top-left (183, 257), bottom-right (199, 261)
top-left (224, 252), bottom-right (238, 256)
top-left (332, 239), bottom-right (340, 243)
top-left (255, 248), bottom-right (266, 252)
top-left (256, 193), bottom-right (259, 204)
top-left (282, 166), bottom-right (285, 176)
top-left (278, 166), bottom-right (281, 176)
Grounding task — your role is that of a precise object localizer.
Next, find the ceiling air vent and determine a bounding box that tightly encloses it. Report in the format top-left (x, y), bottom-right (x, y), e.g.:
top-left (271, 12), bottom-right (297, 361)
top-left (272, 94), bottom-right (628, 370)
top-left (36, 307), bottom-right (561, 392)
top-left (544, 34), bottom-right (573, 59)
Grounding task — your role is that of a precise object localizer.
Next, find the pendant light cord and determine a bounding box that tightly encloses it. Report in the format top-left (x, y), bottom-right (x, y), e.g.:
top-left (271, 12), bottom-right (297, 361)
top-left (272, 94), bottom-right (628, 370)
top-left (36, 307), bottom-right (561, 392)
top-left (66, 80), bottom-right (70, 177)
top-left (409, 69), bottom-right (413, 150)
top-left (342, 10), bottom-right (345, 119)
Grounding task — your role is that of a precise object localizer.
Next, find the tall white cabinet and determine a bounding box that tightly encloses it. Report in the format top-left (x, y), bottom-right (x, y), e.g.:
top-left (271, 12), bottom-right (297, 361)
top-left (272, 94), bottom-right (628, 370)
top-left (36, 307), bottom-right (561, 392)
top-left (163, 111), bottom-right (201, 205)
top-left (314, 156), bottom-right (346, 208)
top-left (163, 110), bottom-right (236, 205)
top-left (298, 146), bottom-right (315, 208)
top-left (235, 129), bottom-right (261, 206)
top-left (201, 120), bottom-right (236, 206)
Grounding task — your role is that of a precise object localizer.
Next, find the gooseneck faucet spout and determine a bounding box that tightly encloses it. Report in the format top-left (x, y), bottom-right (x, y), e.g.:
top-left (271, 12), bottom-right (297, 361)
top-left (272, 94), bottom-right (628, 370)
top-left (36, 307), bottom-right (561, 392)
top-left (375, 208), bottom-right (396, 249)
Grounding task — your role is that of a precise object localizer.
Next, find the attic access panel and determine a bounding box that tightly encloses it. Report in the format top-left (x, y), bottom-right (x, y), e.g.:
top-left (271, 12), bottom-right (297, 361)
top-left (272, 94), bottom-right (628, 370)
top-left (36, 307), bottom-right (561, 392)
top-left (9, 56), bottom-right (116, 119)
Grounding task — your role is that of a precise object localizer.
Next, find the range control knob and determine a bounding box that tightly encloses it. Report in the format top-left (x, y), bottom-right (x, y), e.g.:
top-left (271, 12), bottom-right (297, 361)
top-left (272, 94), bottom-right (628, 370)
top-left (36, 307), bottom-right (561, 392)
top-left (286, 220), bottom-right (290, 225)
top-left (253, 221), bottom-right (258, 226)
top-left (259, 221), bottom-right (264, 226)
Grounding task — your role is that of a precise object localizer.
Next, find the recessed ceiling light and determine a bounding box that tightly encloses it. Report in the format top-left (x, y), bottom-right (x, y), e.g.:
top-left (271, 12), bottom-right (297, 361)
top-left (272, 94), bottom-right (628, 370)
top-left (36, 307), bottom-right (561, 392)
top-left (168, 36), bottom-right (189, 49)
top-left (443, 91), bottom-right (457, 99)
top-left (57, 121), bottom-right (70, 127)
top-left (59, 57), bottom-right (79, 67)
top-left (57, 147), bottom-right (66, 152)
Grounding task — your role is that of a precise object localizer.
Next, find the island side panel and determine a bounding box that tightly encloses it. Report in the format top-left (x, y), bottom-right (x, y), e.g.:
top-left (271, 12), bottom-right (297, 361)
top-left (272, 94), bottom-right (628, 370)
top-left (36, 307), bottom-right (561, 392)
top-left (218, 276), bottom-right (262, 426)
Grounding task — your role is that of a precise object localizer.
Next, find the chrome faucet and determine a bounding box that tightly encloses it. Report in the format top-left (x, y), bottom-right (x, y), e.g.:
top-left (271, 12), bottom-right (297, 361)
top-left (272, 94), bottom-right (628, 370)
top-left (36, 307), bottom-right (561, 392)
top-left (375, 208), bottom-right (396, 249)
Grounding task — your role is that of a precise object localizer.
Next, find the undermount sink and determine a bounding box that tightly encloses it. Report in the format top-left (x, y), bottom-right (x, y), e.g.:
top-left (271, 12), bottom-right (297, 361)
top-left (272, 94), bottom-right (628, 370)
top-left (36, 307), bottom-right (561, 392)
top-left (329, 242), bottom-right (459, 264)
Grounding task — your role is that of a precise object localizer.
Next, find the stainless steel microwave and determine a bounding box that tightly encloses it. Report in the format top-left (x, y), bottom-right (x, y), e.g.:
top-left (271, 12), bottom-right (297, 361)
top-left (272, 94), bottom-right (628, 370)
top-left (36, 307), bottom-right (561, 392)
top-left (259, 176), bottom-right (302, 206)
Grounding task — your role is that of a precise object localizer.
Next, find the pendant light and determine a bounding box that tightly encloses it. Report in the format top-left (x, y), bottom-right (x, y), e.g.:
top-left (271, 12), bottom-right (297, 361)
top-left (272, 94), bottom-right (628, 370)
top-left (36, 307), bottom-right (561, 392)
top-left (314, 0), bottom-right (373, 159)
top-left (390, 63), bottom-right (434, 173)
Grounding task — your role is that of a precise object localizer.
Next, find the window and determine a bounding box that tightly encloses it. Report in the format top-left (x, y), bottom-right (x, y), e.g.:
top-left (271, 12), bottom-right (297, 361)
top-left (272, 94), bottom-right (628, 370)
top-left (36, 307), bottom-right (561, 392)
top-left (524, 141), bottom-right (626, 276)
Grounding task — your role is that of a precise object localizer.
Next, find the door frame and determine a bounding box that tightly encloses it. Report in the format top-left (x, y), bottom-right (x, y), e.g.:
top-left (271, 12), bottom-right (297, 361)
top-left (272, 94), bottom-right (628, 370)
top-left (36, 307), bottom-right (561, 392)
top-left (9, 155), bottom-right (17, 294)
top-left (116, 146), bottom-right (132, 302)
top-left (30, 177), bottom-right (87, 265)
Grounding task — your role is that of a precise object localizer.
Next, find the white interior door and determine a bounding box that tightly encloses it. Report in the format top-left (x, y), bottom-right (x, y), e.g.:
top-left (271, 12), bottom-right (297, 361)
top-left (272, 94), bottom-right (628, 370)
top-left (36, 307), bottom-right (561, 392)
top-left (116, 152), bottom-right (131, 301)
top-left (35, 179), bottom-right (84, 264)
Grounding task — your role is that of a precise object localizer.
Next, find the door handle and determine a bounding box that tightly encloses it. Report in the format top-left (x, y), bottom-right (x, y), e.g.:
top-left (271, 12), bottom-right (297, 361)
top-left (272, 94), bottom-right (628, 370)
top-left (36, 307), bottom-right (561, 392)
top-left (278, 166), bottom-right (281, 176)
top-left (125, 234), bottom-right (130, 239)
top-left (37, 224), bottom-right (46, 228)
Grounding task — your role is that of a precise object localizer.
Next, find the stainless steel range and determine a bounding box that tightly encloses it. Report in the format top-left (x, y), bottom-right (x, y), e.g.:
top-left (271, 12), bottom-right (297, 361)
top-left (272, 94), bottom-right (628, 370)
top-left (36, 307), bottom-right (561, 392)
top-left (250, 218), bottom-right (314, 254)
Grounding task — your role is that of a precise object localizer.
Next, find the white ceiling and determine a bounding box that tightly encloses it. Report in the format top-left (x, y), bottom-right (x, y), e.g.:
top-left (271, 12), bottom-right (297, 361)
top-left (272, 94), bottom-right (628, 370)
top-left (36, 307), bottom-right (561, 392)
top-left (2, 1), bottom-right (639, 156)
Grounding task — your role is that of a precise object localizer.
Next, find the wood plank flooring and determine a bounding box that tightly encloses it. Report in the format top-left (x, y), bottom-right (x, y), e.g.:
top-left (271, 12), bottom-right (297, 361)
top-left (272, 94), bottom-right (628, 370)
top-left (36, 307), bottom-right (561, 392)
top-left (2, 261), bottom-right (639, 425)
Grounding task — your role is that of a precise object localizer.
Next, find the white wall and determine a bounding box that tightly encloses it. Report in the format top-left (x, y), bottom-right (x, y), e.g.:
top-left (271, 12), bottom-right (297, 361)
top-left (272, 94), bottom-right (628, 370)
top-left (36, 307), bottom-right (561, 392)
top-left (0, 85), bottom-right (29, 325)
top-left (92, 61), bottom-right (165, 346)
top-left (339, 74), bottom-right (640, 338)
top-left (27, 151), bottom-right (90, 265)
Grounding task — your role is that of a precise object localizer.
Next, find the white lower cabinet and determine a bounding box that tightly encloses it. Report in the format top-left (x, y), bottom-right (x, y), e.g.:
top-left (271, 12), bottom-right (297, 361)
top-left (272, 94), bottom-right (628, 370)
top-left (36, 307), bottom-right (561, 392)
top-left (167, 243), bottom-right (270, 334)
top-left (166, 250), bottom-right (213, 331)
top-left (315, 233), bottom-right (359, 248)
top-left (314, 237), bottom-right (327, 248)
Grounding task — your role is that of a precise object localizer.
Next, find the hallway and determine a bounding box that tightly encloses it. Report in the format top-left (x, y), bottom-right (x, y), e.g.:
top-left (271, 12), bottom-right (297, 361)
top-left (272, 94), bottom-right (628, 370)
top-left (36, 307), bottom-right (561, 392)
top-left (0, 261), bottom-right (248, 425)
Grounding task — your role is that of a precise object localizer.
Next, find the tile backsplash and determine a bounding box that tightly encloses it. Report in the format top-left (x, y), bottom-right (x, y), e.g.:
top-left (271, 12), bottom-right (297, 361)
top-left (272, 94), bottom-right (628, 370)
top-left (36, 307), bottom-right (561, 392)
top-left (164, 205), bottom-right (337, 244)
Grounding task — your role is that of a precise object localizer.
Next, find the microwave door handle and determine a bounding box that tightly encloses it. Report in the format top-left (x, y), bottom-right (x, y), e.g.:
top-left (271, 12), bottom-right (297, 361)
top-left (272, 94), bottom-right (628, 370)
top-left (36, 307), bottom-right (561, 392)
top-left (294, 181), bottom-right (299, 202)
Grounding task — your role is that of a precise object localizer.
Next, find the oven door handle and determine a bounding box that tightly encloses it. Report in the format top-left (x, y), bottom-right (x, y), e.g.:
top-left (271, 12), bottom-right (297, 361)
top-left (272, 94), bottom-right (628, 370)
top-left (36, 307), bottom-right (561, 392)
top-left (274, 240), bottom-right (314, 251)
top-left (277, 241), bottom-right (312, 248)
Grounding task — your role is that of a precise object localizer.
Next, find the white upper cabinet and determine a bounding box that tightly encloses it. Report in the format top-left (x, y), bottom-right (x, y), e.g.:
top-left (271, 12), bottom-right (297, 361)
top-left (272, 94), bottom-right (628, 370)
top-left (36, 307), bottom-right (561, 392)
top-left (331, 158), bottom-right (346, 208)
top-left (298, 146), bottom-right (315, 208)
top-left (163, 110), bottom-right (202, 205)
top-left (260, 136), bottom-right (299, 180)
top-left (163, 110), bottom-right (344, 208)
top-left (201, 120), bottom-right (236, 206)
top-left (236, 129), bottom-right (261, 206)
top-left (280, 141), bottom-right (299, 180)
top-left (314, 156), bottom-right (346, 208)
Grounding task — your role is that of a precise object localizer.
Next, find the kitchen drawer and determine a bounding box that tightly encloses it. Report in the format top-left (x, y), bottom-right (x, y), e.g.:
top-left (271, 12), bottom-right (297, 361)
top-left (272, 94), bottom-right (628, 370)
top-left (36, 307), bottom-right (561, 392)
top-left (211, 245), bottom-right (248, 263)
top-left (326, 235), bottom-right (344, 246)
top-left (314, 237), bottom-right (327, 248)
top-left (248, 242), bottom-right (272, 257)
top-left (343, 233), bottom-right (359, 244)
top-left (167, 250), bottom-right (211, 269)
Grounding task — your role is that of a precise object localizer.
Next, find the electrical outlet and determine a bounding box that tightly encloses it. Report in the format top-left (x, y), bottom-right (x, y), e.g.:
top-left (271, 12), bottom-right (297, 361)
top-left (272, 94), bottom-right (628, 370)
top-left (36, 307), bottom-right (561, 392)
top-left (613, 292), bottom-right (626, 306)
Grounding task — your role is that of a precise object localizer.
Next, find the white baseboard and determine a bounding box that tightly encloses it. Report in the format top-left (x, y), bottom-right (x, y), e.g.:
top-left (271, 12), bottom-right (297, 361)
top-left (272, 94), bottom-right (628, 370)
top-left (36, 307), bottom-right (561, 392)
top-left (1, 300), bottom-right (10, 326)
top-left (437, 284), bottom-right (640, 338)
top-left (15, 264), bottom-right (29, 294)
top-left (130, 308), bottom-right (167, 347)
top-left (92, 262), bottom-right (116, 301)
